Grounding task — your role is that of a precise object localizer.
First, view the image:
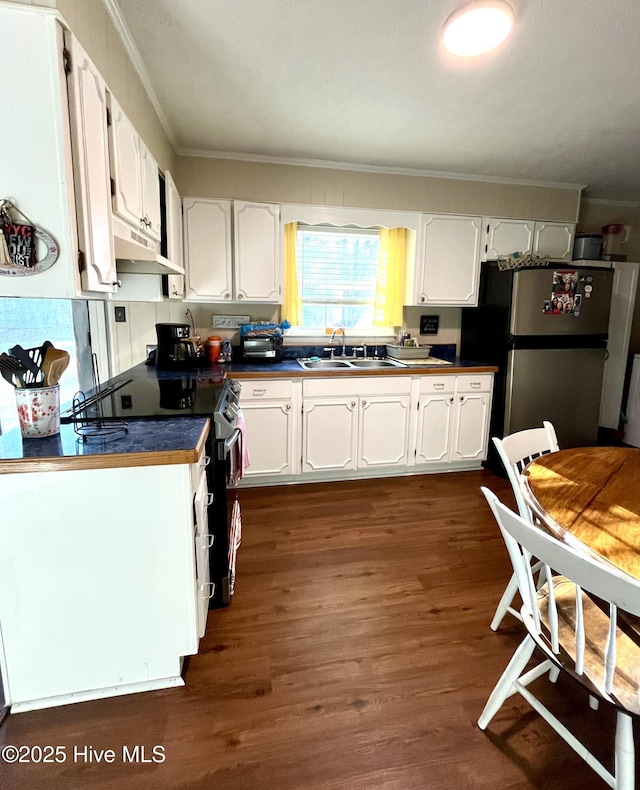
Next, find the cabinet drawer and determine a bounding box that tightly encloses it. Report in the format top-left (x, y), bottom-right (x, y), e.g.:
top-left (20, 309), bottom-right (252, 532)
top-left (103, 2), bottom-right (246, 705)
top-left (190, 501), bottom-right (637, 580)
top-left (303, 376), bottom-right (411, 398)
top-left (455, 374), bottom-right (493, 393)
top-left (419, 376), bottom-right (456, 394)
top-left (240, 379), bottom-right (293, 401)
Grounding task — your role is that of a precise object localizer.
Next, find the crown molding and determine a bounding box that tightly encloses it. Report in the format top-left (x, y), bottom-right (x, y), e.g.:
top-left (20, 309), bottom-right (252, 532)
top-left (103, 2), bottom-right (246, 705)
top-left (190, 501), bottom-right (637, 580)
top-left (102, 0), bottom-right (177, 149)
top-left (177, 148), bottom-right (586, 192)
top-left (581, 196), bottom-right (640, 208)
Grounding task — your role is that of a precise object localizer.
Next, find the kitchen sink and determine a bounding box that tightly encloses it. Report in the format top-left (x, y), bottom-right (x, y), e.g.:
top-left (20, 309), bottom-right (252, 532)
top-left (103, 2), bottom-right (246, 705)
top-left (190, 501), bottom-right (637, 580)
top-left (296, 357), bottom-right (406, 370)
top-left (297, 359), bottom-right (353, 369)
top-left (349, 358), bottom-right (404, 368)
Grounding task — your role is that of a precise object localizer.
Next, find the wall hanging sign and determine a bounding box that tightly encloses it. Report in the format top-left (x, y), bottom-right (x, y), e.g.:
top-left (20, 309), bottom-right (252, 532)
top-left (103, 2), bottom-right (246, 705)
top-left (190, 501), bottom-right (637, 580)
top-left (0, 199), bottom-right (59, 277)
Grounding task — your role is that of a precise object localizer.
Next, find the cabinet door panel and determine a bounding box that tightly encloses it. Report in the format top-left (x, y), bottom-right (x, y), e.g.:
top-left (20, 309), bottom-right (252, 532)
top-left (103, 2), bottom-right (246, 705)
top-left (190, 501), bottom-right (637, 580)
top-left (533, 222), bottom-right (575, 262)
top-left (484, 218), bottom-right (535, 261)
top-left (303, 399), bottom-right (357, 472)
top-left (358, 395), bottom-right (410, 467)
top-left (451, 393), bottom-right (490, 461)
top-left (110, 100), bottom-right (143, 229)
top-left (183, 198), bottom-right (233, 301)
top-left (417, 215), bottom-right (482, 305)
top-left (165, 171), bottom-right (184, 272)
top-left (416, 394), bottom-right (454, 463)
top-left (242, 401), bottom-right (297, 476)
top-left (140, 142), bottom-right (161, 241)
top-left (234, 201), bottom-right (281, 302)
top-left (66, 33), bottom-right (116, 292)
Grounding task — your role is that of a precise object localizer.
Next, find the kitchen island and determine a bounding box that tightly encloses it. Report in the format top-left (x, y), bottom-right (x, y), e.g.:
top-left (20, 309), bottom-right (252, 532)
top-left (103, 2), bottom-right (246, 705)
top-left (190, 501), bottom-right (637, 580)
top-left (0, 417), bottom-right (211, 714)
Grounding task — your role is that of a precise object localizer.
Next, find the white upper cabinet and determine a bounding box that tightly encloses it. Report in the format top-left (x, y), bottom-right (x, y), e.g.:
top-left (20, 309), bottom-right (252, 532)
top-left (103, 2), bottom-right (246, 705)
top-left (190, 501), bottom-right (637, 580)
top-left (483, 218), bottom-right (536, 262)
top-left (414, 214), bottom-right (483, 306)
top-left (482, 218), bottom-right (575, 262)
top-left (0, 7), bottom-right (116, 299)
top-left (165, 171), bottom-right (183, 272)
top-left (532, 221), bottom-right (575, 262)
top-left (183, 198), bottom-right (281, 303)
top-left (109, 96), bottom-right (161, 243)
top-left (65, 31), bottom-right (117, 294)
top-left (233, 201), bottom-right (281, 302)
top-left (183, 198), bottom-right (233, 300)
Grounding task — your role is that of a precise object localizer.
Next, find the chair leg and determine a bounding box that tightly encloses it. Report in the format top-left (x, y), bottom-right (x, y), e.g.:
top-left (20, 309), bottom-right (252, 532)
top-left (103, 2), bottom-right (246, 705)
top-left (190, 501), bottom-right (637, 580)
top-left (490, 572), bottom-right (522, 630)
top-left (614, 711), bottom-right (634, 790)
top-left (478, 636), bottom-right (537, 730)
top-left (548, 665), bottom-right (560, 683)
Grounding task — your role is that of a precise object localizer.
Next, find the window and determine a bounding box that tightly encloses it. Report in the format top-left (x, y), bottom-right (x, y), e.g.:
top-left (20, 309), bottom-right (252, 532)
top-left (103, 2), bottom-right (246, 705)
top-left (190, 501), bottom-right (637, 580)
top-left (0, 298), bottom-right (90, 433)
top-left (297, 226), bottom-right (380, 330)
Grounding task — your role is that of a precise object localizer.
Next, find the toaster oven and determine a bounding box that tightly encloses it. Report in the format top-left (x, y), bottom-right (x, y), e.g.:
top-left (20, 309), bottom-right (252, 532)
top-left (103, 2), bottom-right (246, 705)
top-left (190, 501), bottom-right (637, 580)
top-left (241, 333), bottom-right (283, 362)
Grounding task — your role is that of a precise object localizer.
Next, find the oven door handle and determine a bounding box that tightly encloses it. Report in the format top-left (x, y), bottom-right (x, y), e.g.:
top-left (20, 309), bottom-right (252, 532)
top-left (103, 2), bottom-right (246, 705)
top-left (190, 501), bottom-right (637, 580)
top-left (222, 428), bottom-right (241, 456)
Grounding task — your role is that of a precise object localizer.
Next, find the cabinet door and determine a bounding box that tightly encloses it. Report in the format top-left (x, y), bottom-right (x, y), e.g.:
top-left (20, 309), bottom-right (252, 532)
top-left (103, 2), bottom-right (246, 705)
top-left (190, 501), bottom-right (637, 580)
top-left (415, 393), bottom-right (454, 463)
top-left (302, 399), bottom-right (357, 472)
top-left (140, 141), bottom-right (161, 242)
top-left (192, 470), bottom-right (212, 640)
top-left (66, 33), bottom-right (116, 293)
top-left (533, 222), bottom-right (575, 262)
top-left (233, 201), bottom-right (281, 302)
top-left (450, 392), bottom-right (491, 461)
top-left (109, 98), bottom-right (144, 231)
top-left (484, 218), bottom-right (535, 261)
top-left (183, 198), bottom-right (233, 301)
top-left (416, 215), bottom-right (482, 306)
top-left (358, 395), bottom-right (411, 468)
top-left (165, 171), bottom-right (184, 272)
top-left (242, 400), bottom-right (298, 476)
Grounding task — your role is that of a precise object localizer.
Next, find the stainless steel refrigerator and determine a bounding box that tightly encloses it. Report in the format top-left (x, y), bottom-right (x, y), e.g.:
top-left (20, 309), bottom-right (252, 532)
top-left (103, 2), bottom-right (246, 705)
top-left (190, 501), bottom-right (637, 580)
top-left (461, 262), bottom-right (613, 463)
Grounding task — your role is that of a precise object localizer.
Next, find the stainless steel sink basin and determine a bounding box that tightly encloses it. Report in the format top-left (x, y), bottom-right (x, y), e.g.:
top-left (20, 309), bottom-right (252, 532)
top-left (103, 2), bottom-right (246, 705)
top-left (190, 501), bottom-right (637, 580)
top-left (297, 359), bottom-right (353, 369)
top-left (296, 357), bottom-right (406, 370)
top-left (349, 358), bottom-right (404, 368)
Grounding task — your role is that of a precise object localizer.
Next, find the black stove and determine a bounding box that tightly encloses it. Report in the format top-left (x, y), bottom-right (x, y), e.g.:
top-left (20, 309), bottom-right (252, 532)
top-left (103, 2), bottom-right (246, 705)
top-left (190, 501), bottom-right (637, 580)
top-left (61, 373), bottom-right (241, 440)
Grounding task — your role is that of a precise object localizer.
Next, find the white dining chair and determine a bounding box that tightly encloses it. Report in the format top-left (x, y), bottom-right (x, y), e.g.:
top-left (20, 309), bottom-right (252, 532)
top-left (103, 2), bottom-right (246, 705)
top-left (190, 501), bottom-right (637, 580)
top-left (490, 421), bottom-right (559, 630)
top-left (479, 486), bottom-right (640, 790)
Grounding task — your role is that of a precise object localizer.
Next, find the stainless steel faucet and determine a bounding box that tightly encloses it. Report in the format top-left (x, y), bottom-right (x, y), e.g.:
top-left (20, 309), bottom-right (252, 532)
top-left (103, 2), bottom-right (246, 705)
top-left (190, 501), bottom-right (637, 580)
top-left (330, 326), bottom-right (346, 356)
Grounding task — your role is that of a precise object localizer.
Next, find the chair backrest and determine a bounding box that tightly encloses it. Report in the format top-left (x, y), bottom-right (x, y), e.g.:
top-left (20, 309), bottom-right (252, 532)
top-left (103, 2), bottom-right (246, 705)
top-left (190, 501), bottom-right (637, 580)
top-left (492, 421), bottom-right (559, 520)
top-left (481, 486), bottom-right (640, 702)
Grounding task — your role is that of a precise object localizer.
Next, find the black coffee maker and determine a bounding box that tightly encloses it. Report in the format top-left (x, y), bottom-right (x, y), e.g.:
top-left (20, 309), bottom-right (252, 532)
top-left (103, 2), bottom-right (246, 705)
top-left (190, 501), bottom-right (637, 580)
top-left (155, 323), bottom-right (198, 369)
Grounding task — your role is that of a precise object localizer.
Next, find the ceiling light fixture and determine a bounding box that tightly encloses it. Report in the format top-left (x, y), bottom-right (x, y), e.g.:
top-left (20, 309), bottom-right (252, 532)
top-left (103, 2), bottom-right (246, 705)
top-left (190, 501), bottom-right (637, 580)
top-left (443, 0), bottom-right (514, 57)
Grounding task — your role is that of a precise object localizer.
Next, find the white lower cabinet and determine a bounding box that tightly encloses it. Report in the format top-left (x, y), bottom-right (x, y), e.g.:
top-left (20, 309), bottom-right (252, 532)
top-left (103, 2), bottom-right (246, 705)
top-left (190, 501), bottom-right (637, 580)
top-left (416, 374), bottom-right (493, 465)
top-left (0, 453), bottom-right (210, 713)
top-left (302, 378), bottom-right (412, 473)
top-left (240, 380), bottom-right (300, 477)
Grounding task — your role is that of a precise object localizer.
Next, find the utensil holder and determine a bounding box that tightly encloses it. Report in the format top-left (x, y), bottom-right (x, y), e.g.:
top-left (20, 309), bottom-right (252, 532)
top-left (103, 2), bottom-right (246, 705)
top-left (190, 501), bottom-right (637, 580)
top-left (15, 384), bottom-right (60, 438)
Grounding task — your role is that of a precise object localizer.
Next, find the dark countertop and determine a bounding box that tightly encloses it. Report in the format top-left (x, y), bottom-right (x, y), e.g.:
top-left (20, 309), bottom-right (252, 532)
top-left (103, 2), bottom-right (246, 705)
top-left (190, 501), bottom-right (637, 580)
top-left (0, 417), bottom-right (210, 473)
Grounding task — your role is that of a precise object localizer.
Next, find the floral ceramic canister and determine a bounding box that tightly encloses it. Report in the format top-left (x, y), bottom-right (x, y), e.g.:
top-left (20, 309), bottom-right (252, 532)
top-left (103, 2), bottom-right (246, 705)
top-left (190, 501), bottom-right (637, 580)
top-left (15, 384), bottom-right (60, 438)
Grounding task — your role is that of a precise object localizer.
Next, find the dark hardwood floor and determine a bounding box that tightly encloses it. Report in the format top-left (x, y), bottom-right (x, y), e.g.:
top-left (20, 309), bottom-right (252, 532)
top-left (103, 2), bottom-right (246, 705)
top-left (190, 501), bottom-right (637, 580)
top-left (0, 470), bottom-right (629, 789)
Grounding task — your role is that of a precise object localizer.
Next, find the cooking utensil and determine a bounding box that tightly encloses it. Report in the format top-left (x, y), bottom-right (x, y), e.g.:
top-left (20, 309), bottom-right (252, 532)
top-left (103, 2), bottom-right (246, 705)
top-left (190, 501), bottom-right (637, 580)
top-left (0, 353), bottom-right (29, 387)
top-left (8, 344), bottom-right (45, 386)
top-left (42, 348), bottom-right (70, 386)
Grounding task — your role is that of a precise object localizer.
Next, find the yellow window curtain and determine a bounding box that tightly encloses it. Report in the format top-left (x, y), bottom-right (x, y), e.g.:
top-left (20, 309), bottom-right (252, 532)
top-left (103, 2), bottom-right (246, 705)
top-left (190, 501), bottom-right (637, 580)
top-left (373, 227), bottom-right (406, 327)
top-left (283, 222), bottom-right (302, 326)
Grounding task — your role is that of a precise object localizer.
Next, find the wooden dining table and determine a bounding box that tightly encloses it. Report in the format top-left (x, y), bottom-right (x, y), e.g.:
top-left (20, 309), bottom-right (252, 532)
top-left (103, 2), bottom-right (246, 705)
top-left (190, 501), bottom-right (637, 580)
top-left (521, 446), bottom-right (640, 580)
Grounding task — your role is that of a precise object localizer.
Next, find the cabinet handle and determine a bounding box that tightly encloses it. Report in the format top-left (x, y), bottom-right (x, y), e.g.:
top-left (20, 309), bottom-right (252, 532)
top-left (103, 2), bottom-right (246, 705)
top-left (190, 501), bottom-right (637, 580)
top-left (237, 293), bottom-right (244, 299)
top-left (460, 395), bottom-right (464, 402)
top-left (202, 582), bottom-right (215, 600)
top-left (205, 493), bottom-right (214, 506)
top-left (285, 403), bottom-right (291, 411)
top-left (224, 292), bottom-right (231, 299)
top-left (434, 383), bottom-right (445, 390)
top-left (449, 396), bottom-right (454, 402)
top-left (351, 401), bottom-right (356, 408)
top-left (204, 455), bottom-right (211, 468)
top-left (470, 382), bottom-right (481, 389)
top-left (253, 388), bottom-right (267, 396)
top-left (362, 400), bottom-right (367, 406)
top-left (206, 534), bottom-right (215, 548)
top-left (420, 296), bottom-right (425, 302)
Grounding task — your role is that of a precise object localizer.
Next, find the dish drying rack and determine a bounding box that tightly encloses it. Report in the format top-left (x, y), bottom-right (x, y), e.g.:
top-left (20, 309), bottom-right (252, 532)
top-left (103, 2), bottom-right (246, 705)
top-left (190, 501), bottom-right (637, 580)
top-left (71, 354), bottom-right (128, 441)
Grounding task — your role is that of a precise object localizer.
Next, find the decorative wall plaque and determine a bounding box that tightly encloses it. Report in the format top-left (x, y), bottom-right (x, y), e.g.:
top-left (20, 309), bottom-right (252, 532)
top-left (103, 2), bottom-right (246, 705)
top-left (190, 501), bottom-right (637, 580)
top-left (0, 199), bottom-right (59, 277)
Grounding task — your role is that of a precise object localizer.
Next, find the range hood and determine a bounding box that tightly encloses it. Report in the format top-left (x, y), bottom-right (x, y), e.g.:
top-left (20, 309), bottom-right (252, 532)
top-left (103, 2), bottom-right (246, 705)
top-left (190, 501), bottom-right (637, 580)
top-left (113, 215), bottom-right (185, 275)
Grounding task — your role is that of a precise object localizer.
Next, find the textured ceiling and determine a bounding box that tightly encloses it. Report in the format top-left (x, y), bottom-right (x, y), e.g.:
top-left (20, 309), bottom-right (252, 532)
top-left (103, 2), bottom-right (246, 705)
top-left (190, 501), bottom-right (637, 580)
top-left (112, 0), bottom-right (640, 203)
